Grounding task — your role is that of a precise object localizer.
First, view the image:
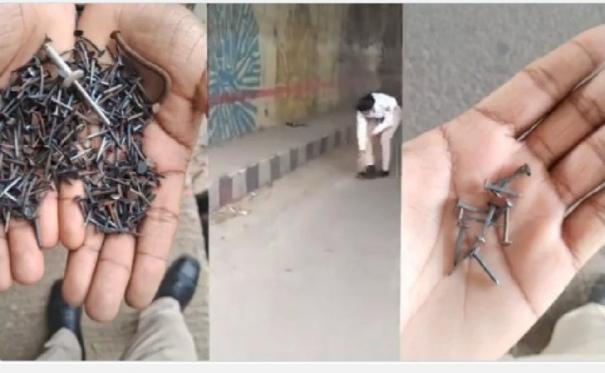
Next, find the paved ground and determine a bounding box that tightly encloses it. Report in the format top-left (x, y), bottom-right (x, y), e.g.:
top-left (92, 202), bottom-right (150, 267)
top-left (403, 4), bottom-right (605, 355)
top-left (208, 110), bottom-right (351, 182)
top-left (403, 4), bottom-right (605, 141)
top-left (210, 144), bottom-right (400, 361)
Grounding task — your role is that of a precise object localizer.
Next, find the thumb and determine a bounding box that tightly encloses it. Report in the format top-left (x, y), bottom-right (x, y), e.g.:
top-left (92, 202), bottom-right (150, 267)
top-left (0, 4), bottom-right (76, 86)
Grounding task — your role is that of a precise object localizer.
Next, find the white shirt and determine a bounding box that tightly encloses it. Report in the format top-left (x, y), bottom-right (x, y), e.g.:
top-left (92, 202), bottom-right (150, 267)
top-left (356, 92), bottom-right (400, 151)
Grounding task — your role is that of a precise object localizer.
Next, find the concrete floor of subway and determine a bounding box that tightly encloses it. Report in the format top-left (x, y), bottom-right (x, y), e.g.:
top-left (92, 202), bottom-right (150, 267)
top-left (210, 144), bottom-right (400, 361)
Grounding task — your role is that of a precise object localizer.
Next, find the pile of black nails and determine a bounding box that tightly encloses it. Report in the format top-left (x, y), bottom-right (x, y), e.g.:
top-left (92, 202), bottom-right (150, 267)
top-left (452, 164), bottom-right (531, 285)
top-left (0, 52), bottom-right (65, 234)
top-left (0, 34), bottom-right (160, 236)
top-left (69, 36), bottom-right (160, 234)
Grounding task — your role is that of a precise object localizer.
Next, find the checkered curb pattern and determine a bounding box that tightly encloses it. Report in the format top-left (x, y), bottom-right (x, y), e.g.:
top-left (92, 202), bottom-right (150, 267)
top-left (209, 124), bottom-right (355, 211)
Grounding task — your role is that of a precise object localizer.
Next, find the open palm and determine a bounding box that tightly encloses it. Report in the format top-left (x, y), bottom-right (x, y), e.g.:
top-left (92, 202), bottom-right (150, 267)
top-left (0, 4), bottom-right (75, 291)
top-left (56, 4), bottom-right (206, 322)
top-left (402, 25), bottom-right (605, 360)
top-left (0, 4), bottom-right (205, 322)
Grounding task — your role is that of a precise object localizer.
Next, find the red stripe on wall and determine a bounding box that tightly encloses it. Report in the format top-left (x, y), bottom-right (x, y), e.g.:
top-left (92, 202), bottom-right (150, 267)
top-left (209, 80), bottom-right (336, 106)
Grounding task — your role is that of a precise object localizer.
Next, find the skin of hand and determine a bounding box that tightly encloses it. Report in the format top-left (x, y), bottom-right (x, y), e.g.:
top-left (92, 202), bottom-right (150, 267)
top-left (0, 4), bottom-right (76, 291)
top-left (372, 127), bottom-right (385, 137)
top-left (401, 25), bottom-right (605, 360)
top-left (55, 4), bottom-right (206, 322)
top-left (370, 117), bottom-right (390, 137)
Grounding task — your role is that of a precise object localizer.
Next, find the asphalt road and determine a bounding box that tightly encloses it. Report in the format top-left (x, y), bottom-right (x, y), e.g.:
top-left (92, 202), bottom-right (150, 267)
top-left (403, 4), bottom-right (605, 140)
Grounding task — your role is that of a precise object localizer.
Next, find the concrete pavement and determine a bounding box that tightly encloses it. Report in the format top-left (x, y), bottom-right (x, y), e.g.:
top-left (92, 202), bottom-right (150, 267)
top-left (403, 4), bottom-right (605, 140)
top-left (207, 110), bottom-right (356, 212)
top-left (210, 144), bottom-right (400, 360)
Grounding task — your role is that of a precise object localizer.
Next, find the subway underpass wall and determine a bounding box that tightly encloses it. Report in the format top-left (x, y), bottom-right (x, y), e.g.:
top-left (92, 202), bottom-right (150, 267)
top-left (207, 4), bottom-right (402, 145)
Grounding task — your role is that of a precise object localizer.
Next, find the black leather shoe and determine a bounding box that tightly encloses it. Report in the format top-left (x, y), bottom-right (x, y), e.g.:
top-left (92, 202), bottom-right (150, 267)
top-left (47, 280), bottom-right (85, 359)
top-left (378, 170), bottom-right (390, 178)
top-left (356, 165), bottom-right (378, 179)
top-left (155, 255), bottom-right (201, 311)
top-left (589, 276), bottom-right (605, 305)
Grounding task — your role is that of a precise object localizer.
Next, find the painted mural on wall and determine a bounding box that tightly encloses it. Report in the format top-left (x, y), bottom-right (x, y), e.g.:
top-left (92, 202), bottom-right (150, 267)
top-left (206, 4), bottom-right (401, 144)
top-left (208, 4), bottom-right (261, 144)
top-left (275, 5), bottom-right (319, 121)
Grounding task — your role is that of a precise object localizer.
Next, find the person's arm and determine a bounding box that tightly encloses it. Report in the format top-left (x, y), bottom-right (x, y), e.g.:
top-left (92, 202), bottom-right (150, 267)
top-left (356, 110), bottom-right (368, 150)
top-left (371, 112), bottom-right (394, 136)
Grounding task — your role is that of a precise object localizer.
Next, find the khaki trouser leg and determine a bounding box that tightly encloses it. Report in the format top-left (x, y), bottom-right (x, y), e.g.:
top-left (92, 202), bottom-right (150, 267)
top-left (380, 125), bottom-right (397, 172)
top-left (36, 328), bottom-right (82, 361)
top-left (380, 106), bottom-right (402, 172)
top-left (360, 125), bottom-right (375, 171)
top-left (121, 297), bottom-right (197, 361)
top-left (510, 303), bottom-right (605, 361)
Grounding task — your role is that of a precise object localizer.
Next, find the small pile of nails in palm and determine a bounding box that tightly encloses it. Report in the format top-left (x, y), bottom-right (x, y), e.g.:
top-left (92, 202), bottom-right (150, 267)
top-left (0, 51), bottom-right (58, 238)
top-left (452, 164), bottom-right (531, 285)
top-left (0, 33), bottom-right (159, 241)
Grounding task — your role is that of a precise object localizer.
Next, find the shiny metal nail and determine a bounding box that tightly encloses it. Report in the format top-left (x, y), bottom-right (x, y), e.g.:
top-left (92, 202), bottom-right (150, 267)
top-left (503, 206), bottom-right (512, 246)
top-left (43, 42), bottom-right (112, 128)
top-left (495, 163), bottom-right (531, 187)
top-left (453, 224), bottom-right (468, 270)
top-left (469, 247), bottom-right (500, 285)
top-left (478, 205), bottom-right (497, 241)
top-left (485, 182), bottom-right (519, 198)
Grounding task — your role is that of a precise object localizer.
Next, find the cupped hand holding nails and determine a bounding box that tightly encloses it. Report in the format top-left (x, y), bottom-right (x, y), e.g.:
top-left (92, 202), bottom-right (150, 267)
top-left (0, 4), bottom-right (206, 323)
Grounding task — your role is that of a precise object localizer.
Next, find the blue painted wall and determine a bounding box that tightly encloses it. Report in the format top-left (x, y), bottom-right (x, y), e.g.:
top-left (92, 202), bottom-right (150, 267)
top-left (208, 4), bottom-right (261, 145)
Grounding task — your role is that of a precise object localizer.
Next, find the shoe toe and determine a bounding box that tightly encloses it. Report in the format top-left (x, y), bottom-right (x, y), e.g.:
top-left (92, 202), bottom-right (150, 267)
top-left (156, 256), bottom-right (201, 309)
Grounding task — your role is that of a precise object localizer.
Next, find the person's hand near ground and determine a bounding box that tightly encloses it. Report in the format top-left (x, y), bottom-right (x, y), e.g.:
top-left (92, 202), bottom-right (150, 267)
top-left (401, 25), bottom-right (605, 359)
top-left (0, 4), bottom-right (76, 291)
top-left (59, 4), bottom-right (206, 322)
